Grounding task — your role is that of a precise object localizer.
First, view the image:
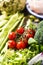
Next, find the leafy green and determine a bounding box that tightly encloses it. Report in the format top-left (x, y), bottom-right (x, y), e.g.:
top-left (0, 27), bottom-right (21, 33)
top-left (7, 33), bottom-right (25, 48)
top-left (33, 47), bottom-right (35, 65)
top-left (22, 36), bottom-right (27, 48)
top-left (40, 45), bottom-right (43, 52)
top-left (34, 20), bottom-right (43, 52)
top-left (37, 21), bottom-right (43, 29)
top-left (34, 28), bottom-right (43, 44)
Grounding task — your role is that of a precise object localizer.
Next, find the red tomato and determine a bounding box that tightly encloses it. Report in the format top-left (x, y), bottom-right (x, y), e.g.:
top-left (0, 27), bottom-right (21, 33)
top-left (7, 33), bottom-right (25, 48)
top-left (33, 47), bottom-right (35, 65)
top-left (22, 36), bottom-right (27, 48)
top-left (26, 33), bottom-right (34, 39)
top-left (23, 39), bottom-right (28, 47)
top-left (32, 30), bottom-right (35, 36)
top-left (16, 41), bottom-right (26, 49)
top-left (8, 40), bottom-right (16, 49)
top-left (8, 32), bottom-right (16, 40)
top-left (28, 29), bottom-right (35, 36)
top-left (16, 27), bottom-right (24, 34)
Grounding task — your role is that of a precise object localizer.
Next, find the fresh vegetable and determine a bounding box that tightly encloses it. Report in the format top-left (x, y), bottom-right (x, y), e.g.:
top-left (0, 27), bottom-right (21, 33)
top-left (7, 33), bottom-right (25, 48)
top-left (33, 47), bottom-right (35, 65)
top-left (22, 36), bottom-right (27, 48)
top-left (0, 20), bottom-right (8, 28)
top-left (7, 25), bottom-right (36, 50)
top-left (40, 45), bottom-right (43, 52)
top-left (0, 13), bottom-right (24, 52)
top-left (28, 52), bottom-right (43, 65)
top-left (16, 27), bottom-right (24, 34)
top-left (16, 41), bottom-right (26, 49)
top-left (29, 15), bottom-right (36, 20)
top-left (34, 28), bottom-right (43, 44)
top-left (34, 20), bottom-right (43, 53)
top-left (0, 14), bottom-right (6, 21)
top-left (8, 32), bottom-right (16, 40)
top-left (33, 61), bottom-right (42, 65)
top-left (23, 38), bottom-right (28, 47)
top-left (18, 17), bottom-right (25, 28)
top-left (34, 18), bottom-right (40, 23)
top-left (28, 29), bottom-right (35, 36)
top-left (37, 21), bottom-right (43, 29)
top-left (0, 0), bottom-right (26, 15)
top-left (26, 29), bottom-right (35, 39)
top-left (0, 49), bottom-right (36, 65)
top-left (7, 40), bottom-right (16, 49)
top-left (0, 10), bottom-right (40, 65)
top-left (25, 19), bottom-right (36, 30)
top-left (28, 38), bottom-right (37, 45)
top-left (26, 33), bottom-right (34, 39)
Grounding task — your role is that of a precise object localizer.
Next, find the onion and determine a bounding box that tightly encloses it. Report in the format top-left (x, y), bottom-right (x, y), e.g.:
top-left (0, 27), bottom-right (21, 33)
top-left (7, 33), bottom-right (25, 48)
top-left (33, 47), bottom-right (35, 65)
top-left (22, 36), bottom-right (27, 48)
top-left (28, 52), bottom-right (43, 65)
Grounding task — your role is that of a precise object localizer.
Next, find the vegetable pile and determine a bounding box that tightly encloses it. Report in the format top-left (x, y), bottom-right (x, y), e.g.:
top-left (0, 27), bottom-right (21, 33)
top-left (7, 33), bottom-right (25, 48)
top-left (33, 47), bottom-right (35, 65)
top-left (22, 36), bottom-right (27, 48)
top-left (0, 0), bottom-right (43, 64)
top-left (7, 26), bottom-right (35, 50)
top-left (0, 7), bottom-right (43, 65)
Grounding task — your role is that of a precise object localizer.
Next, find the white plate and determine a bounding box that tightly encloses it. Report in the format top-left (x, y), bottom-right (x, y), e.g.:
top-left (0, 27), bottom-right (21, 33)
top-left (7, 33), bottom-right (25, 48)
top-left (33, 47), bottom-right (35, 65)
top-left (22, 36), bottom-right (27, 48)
top-left (26, 0), bottom-right (43, 18)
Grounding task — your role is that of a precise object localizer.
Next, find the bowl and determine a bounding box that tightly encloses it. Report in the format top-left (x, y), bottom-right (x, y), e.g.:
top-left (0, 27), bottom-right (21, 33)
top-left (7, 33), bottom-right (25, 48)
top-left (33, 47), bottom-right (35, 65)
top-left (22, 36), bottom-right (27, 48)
top-left (26, 0), bottom-right (43, 18)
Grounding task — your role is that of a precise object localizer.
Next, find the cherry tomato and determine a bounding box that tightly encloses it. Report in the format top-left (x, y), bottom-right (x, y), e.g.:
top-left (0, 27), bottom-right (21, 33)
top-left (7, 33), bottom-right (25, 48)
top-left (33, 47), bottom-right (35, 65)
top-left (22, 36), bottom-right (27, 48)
top-left (8, 32), bottom-right (16, 40)
top-left (32, 30), bottom-right (35, 36)
top-left (16, 27), bottom-right (24, 34)
top-left (28, 29), bottom-right (35, 35)
top-left (8, 40), bottom-right (16, 49)
top-left (26, 33), bottom-right (34, 39)
top-left (16, 41), bottom-right (26, 49)
top-left (23, 39), bottom-right (28, 47)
